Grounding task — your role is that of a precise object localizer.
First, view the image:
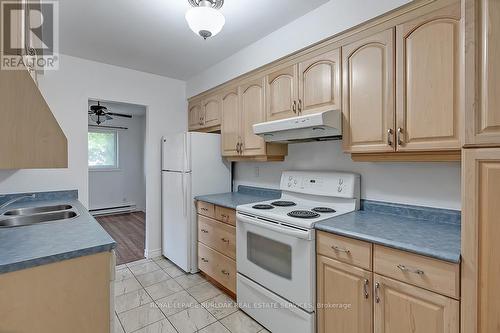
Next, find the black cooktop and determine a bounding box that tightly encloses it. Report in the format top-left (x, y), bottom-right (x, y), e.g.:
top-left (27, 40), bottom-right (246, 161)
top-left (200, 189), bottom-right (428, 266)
top-left (287, 210), bottom-right (320, 219)
top-left (271, 201), bottom-right (297, 207)
top-left (252, 204), bottom-right (275, 210)
top-left (312, 207), bottom-right (336, 213)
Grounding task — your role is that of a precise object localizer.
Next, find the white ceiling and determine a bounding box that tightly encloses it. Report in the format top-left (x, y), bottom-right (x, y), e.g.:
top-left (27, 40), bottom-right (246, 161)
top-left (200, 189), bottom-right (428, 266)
top-left (59, 0), bottom-right (329, 80)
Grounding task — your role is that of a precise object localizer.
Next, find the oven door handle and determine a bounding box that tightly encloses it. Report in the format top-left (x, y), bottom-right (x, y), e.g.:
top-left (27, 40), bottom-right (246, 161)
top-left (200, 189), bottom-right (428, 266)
top-left (237, 213), bottom-right (312, 240)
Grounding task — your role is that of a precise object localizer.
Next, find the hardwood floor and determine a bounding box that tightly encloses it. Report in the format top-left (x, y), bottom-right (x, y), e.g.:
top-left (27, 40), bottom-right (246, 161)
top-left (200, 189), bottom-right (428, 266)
top-left (96, 212), bottom-right (145, 265)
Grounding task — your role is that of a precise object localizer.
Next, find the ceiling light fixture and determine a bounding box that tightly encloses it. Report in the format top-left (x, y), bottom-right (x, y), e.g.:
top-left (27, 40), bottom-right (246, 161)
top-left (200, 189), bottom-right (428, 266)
top-left (185, 0), bottom-right (225, 40)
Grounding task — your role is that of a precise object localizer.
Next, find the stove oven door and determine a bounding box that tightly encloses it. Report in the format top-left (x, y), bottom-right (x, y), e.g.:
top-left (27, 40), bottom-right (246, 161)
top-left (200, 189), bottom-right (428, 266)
top-left (236, 212), bottom-right (315, 310)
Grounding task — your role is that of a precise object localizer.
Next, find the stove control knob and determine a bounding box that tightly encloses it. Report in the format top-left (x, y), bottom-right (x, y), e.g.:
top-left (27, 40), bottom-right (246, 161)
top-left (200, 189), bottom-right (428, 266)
top-left (289, 176), bottom-right (293, 181)
top-left (288, 182), bottom-right (292, 188)
top-left (339, 178), bottom-right (344, 185)
top-left (294, 179), bottom-right (297, 185)
top-left (337, 186), bottom-right (342, 193)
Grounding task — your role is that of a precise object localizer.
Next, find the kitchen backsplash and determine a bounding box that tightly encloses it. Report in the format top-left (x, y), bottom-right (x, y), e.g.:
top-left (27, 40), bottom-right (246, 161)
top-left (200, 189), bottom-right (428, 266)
top-left (233, 140), bottom-right (461, 210)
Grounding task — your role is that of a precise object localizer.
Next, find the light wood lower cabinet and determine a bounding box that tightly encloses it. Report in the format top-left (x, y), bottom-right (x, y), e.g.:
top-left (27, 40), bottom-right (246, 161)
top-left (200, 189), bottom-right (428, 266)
top-left (197, 201), bottom-right (236, 296)
top-left (317, 255), bottom-right (372, 333)
top-left (374, 274), bottom-right (459, 333)
top-left (462, 148), bottom-right (500, 333)
top-left (0, 252), bottom-right (112, 333)
top-left (317, 231), bottom-right (460, 333)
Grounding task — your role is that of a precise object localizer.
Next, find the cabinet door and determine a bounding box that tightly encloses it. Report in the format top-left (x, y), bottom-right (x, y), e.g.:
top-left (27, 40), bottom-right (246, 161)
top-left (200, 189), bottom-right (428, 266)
top-left (465, 0), bottom-right (500, 146)
top-left (298, 47), bottom-right (341, 115)
top-left (374, 274), bottom-right (459, 333)
top-left (462, 148), bottom-right (500, 333)
top-left (342, 29), bottom-right (395, 153)
top-left (266, 65), bottom-right (298, 121)
top-left (221, 87), bottom-right (240, 156)
top-left (317, 255), bottom-right (372, 333)
top-left (240, 77), bottom-right (266, 156)
top-left (188, 100), bottom-right (202, 130)
top-left (202, 94), bottom-right (221, 128)
top-left (396, 3), bottom-right (462, 151)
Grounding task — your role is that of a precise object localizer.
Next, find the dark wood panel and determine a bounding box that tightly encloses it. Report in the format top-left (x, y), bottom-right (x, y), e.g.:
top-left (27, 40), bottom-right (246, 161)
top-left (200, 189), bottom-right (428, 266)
top-left (96, 212), bottom-right (145, 265)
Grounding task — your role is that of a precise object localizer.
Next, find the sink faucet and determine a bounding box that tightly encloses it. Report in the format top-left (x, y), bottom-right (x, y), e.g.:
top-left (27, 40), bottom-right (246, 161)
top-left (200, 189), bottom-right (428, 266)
top-left (0, 194), bottom-right (36, 212)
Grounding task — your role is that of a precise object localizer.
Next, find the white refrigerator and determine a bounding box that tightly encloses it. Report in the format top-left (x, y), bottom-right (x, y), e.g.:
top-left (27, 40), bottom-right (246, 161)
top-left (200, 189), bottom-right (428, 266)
top-left (161, 132), bottom-right (231, 273)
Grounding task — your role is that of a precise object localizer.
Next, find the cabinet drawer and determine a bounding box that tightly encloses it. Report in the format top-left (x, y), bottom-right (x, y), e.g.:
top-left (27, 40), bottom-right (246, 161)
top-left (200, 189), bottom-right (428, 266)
top-left (198, 215), bottom-right (236, 260)
top-left (198, 242), bottom-right (236, 293)
top-left (215, 206), bottom-right (236, 226)
top-left (197, 201), bottom-right (215, 218)
top-left (317, 231), bottom-right (372, 270)
top-left (373, 245), bottom-right (460, 299)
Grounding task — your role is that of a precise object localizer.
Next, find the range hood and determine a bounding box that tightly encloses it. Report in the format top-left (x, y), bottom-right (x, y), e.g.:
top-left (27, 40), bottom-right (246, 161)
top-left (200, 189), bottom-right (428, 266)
top-left (253, 110), bottom-right (342, 143)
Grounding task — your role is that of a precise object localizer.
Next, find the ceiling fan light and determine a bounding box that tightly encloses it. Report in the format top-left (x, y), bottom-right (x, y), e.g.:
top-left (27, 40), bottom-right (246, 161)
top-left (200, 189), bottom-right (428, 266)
top-left (185, 6), bottom-right (225, 39)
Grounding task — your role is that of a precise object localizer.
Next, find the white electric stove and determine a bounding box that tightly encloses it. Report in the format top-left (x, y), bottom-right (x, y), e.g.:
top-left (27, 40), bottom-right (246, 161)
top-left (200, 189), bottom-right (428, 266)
top-left (236, 171), bottom-right (360, 333)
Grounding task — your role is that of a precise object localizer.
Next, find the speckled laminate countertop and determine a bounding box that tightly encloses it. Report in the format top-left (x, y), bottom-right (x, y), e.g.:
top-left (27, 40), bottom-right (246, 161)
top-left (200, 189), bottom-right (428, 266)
top-left (315, 200), bottom-right (461, 263)
top-left (194, 185), bottom-right (281, 209)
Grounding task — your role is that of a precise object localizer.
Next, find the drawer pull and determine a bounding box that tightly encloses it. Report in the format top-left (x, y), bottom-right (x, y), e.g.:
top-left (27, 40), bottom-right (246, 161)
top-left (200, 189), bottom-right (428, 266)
top-left (221, 270), bottom-right (230, 276)
top-left (221, 238), bottom-right (230, 244)
top-left (221, 214), bottom-right (229, 219)
top-left (397, 264), bottom-right (424, 275)
top-left (201, 257), bottom-right (209, 263)
top-left (331, 245), bottom-right (351, 254)
top-left (363, 279), bottom-right (369, 299)
top-left (201, 207), bottom-right (208, 211)
top-left (375, 282), bottom-right (380, 303)
top-left (201, 229), bottom-right (209, 233)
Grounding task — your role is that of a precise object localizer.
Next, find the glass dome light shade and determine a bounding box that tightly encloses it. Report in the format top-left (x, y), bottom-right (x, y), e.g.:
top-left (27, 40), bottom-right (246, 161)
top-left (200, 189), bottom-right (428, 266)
top-left (185, 6), bottom-right (225, 39)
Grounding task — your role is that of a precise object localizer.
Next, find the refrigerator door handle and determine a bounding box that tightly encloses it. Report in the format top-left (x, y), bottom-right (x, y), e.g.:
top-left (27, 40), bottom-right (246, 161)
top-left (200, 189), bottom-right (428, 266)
top-left (181, 173), bottom-right (186, 217)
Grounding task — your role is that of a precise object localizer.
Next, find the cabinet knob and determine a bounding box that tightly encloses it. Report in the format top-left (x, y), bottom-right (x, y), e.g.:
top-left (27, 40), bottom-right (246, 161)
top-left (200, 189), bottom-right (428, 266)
top-left (298, 99), bottom-right (303, 114)
top-left (221, 238), bottom-right (230, 244)
top-left (201, 229), bottom-right (208, 233)
top-left (221, 270), bottom-right (230, 276)
top-left (387, 129), bottom-right (394, 146)
top-left (292, 100), bottom-right (297, 113)
top-left (201, 257), bottom-right (208, 263)
top-left (375, 282), bottom-right (380, 303)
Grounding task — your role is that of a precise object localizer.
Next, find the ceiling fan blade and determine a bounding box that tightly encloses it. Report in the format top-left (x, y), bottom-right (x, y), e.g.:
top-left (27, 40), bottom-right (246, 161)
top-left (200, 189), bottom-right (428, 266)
top-left (107, 112), bottom-right (132, 118)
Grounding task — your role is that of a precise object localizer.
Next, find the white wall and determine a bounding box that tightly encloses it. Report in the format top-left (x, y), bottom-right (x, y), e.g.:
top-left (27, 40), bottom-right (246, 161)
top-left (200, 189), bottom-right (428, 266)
top-left (234, 141), bottom-right (461, 210)
top-left (186, 0), bottom-right (411, 97)
top-left (0, 55), bottom-right (187, 257)
top-left (88, 109), bottom-right (146, 212)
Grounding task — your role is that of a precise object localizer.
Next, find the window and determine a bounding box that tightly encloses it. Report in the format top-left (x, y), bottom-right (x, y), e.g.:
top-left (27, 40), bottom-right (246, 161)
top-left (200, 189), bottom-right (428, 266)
top-left (88, 130), bottom-right (118, 169)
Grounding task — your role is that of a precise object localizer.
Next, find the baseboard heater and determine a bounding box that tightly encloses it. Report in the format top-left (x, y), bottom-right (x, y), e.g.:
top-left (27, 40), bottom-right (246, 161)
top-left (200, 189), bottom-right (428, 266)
top-left (90, 203), bottom-right (137, 216)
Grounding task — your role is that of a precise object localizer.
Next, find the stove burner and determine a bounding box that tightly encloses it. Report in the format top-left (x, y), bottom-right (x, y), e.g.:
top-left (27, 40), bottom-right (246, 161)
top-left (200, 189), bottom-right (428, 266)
top-left (287, 210), bottom-right (320, 219)
top-left (252, 204), bottom-right (274, 210)
top-left (312, 207), bottom-right (336, 213)
top-left (271, 201), bottom-right (296, 207)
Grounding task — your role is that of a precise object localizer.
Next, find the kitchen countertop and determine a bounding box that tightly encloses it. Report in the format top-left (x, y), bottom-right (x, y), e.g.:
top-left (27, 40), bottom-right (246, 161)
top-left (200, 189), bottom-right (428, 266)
top-left (195, 185), bottom-right (281, 209)
top-left (0, 191), bottom-right (116, 274)
top-left (315, 200), bottom-right (461, 263)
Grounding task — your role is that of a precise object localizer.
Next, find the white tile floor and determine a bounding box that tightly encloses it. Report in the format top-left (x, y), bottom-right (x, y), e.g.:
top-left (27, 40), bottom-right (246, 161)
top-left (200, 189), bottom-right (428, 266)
top-left (113, 257), bottom-right (270, 333)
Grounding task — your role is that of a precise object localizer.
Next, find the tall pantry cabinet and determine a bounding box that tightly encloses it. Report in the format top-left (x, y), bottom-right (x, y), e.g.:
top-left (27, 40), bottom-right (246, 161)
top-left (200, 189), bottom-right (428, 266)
top-left (461, 0), bottom-right (500, 332)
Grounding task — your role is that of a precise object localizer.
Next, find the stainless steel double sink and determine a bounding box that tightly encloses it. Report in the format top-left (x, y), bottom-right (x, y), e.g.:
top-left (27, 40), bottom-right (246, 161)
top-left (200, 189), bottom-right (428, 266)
top-left (0, 204), bottom-right (79, 228)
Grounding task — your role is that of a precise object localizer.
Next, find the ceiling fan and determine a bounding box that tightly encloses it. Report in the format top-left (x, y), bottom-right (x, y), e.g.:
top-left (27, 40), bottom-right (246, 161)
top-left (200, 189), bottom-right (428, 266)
top-left (88, 101), bottom-right (132, 125)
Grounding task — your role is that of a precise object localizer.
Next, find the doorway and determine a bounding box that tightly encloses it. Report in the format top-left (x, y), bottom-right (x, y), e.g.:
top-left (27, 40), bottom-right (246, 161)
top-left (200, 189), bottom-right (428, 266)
top-left (87, 99), bottom-right (147, 265)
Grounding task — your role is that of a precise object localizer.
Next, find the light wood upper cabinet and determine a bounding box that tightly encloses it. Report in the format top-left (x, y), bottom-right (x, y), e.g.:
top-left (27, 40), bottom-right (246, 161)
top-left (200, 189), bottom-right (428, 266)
top-left (0, 66), bottom-right (67, 169)
top-left (188, 99), bottom-right (202, 131)
top-left (317, 255), bottom-right (372, 333)
top-left (221, 87), bottom-right (240, 157)
top-left (202, 94), bottom-right (221, 128)
top-left (266, 65), bottom-right (298, 121)
top-left (298, 47), bottom-right (341, 115)
top-left (374, 274), bottom-right (459, 333)
top-left (462, 148), bottom-right (500, 333)
top-left (240, 77), bottom-right (267, 156)
top-left (465, 0), bottom-right (500, 147)
top-left (342, 28), bottom-right (395, 153)
top-left (396, 3), bottom-right (462, 152)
